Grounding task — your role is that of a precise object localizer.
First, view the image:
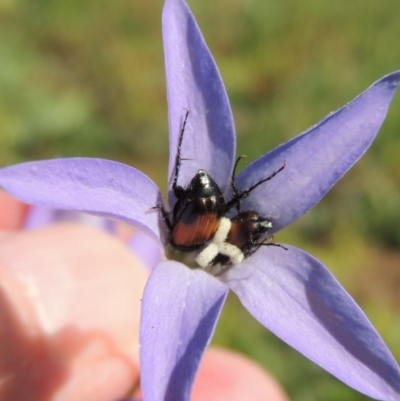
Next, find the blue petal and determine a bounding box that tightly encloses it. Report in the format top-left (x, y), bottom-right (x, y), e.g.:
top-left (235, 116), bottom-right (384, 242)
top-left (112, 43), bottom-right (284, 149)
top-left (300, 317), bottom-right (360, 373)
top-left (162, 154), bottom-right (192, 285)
top-left (127, 232), bottom-right (162, 270)
top-left (140, 261), bottom-right (228, 401)
top-left (163, 0), bottom-right (236, 204)
top-left (24, 205), bottom-right (116, 233)
top-left (235, 71), bottom-right (400, 234)
top-left (0, 158), bottom-right (164, 246)
top-left (221, 246), bottom-right (400, 400)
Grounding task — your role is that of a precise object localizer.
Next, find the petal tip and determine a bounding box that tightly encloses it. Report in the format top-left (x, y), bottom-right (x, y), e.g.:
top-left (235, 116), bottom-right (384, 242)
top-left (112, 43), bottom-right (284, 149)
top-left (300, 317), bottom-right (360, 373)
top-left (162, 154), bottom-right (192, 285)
top-left (381, 70), bottom-right (400, 88)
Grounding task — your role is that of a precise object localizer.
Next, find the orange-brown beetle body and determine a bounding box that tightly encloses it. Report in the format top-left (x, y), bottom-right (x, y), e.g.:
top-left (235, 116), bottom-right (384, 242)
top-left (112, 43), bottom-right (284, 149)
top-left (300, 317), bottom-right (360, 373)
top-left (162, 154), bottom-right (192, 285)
top-left (157, 110), bottom-right (285, 265)
top-left (210, 211), bottom-right (273, 266)
top-left (170, 169), bottom-right (225, 251)
top-left (225, 211), bottom-right (272, 250)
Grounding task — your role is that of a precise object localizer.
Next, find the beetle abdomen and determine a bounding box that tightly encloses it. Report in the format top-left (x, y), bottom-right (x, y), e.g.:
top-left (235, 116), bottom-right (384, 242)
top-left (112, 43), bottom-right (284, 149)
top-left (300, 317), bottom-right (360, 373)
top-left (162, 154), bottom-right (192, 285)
top-left (172, 196), bottom-right (221, 250)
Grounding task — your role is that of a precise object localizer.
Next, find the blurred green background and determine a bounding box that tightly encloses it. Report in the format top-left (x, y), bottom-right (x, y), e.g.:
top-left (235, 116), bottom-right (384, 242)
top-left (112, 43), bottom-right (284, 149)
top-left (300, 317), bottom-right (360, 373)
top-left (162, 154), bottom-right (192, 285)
top-left (1, 0), bottom-right (400, 399)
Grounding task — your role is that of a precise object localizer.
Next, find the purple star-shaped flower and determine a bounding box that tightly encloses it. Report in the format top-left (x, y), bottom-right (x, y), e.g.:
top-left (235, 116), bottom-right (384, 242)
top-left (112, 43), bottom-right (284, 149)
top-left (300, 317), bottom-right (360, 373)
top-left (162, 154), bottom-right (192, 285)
top-left (1, 0), bottom-right (400, 399)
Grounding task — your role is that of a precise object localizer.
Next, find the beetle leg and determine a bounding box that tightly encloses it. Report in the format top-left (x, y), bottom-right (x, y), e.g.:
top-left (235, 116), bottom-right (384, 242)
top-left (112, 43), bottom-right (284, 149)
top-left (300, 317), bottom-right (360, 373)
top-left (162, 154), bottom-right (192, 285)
top-left (225, 160), bottom-right (286, 212)
top-left (172, 109), bottom-right (190, 196)
top-left (152, 202), bottom-right (173, 231)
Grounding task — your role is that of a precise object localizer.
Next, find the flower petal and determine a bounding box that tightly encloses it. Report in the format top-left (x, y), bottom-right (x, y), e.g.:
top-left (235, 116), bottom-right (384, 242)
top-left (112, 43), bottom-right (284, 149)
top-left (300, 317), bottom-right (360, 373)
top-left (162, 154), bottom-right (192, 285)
top-left (127, 232), bottom-right (162, 270)
top-left (140, 261), bottom-right (228, 401)
top-left (221, 246), bottom-right (400, 400)
top-left (236, 71), bottom-right (400, 233)
top-left (0, 158), bottom-right (164, 245)
top-left (24, 205), bottom-right (116, 234)
top-left (163, 0), bottom-right (235, 202)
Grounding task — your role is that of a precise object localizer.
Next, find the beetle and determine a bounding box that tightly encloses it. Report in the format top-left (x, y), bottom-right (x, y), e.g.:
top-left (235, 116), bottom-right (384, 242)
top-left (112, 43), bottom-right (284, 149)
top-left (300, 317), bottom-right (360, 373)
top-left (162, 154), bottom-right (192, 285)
top-left (195, 211), bottom-right (287, 268)
top-left (195, 158), bottom-right (287, 268)
top-left (157, 110), bottom-right (285, 264)
top-left (167, 168), bottom-right (225, 251)
top-left (158, 111), bottom-right (226, 251)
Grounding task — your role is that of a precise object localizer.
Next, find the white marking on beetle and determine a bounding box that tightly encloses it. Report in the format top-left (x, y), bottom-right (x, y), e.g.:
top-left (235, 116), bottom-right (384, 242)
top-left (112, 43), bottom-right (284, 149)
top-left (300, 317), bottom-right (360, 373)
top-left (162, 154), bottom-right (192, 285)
top-left (195, 217), bottom-right (244, 268)
top-left (195, 243), bottom-right (219, 268)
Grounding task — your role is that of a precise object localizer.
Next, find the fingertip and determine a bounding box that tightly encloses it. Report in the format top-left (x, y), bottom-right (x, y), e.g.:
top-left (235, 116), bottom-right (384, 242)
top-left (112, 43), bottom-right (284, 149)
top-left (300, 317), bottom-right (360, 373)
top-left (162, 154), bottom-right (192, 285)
top-left (0, 192), bottom-right (29, 230)
top-left (0, 224), bottom-right (147, 401)
top-left (192, 347), bottom-right (289, 401)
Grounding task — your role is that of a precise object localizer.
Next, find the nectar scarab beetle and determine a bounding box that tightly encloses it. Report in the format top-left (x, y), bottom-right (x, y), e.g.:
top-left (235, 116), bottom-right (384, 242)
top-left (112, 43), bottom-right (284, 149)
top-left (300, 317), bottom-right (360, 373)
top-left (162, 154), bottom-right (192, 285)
top-left (195, 211), bottom-right (287, 268)
top-left (157, 110), bottom-right (286, 264)
top-left (218, 210), bottom-right (274, 263)
top-left (168, 168), bottom-right (225, 251)
top-left (195, 157), bottom-right (287, 268)
top-left (157, 111), bottom-right (226, 251)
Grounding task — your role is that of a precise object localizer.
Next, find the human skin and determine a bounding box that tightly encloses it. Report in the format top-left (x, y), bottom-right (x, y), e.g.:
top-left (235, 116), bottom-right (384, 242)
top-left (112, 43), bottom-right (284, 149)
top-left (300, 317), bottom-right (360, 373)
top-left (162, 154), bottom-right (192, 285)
top-left (0, 192), bottom-right (288, 401)
top-left (192, 347), bottom-right (289, 401)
